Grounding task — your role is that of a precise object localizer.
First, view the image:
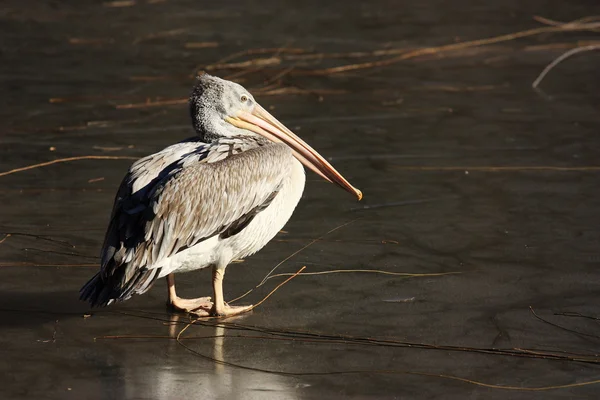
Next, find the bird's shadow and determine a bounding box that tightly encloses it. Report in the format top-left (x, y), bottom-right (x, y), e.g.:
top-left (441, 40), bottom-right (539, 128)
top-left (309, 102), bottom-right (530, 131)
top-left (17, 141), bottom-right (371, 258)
top-left (0, 289), bottom-right (99, 328)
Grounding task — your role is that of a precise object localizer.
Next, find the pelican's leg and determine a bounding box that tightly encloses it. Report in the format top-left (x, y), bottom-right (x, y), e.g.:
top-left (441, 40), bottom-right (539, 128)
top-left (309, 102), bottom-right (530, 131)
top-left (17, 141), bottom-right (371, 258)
top-left (211, 265), bottom-right (252, 317)
top-left (167, 274), bottom-right (213, 313)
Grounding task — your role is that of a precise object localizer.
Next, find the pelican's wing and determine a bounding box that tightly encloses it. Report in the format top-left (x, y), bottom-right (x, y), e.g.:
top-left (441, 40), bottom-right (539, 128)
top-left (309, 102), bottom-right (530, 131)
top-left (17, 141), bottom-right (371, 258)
top-left (81, 142), bottom-right (292, 306)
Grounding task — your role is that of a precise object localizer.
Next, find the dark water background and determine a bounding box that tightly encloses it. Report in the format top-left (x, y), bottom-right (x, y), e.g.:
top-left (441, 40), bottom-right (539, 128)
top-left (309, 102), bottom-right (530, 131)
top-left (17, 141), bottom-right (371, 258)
top-left (1, 1), bottom-right (600, 398)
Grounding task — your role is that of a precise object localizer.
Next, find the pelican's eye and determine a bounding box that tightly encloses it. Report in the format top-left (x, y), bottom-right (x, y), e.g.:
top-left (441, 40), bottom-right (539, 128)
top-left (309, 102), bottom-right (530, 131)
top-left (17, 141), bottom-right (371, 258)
top-left (240, 95), bottom-right (248, 102)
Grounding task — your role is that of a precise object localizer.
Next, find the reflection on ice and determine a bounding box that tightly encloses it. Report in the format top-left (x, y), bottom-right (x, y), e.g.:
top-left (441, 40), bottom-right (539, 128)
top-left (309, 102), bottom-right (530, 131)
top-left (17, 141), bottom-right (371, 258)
top-left (121, 315), bottom-right (300, 400)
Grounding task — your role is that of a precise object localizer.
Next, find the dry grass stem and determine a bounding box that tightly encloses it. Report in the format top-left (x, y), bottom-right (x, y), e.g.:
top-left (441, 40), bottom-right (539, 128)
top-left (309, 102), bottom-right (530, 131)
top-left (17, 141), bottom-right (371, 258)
top-left (88, 177), bottom-right (105, 183)
top-left (300, 20), bottom-right (600, 75)
top-left (133, 28), bottom-right (189, 44)
top-left (415, 84), bottom-right (500, 92)
top-left (394, 166), bottom-right (600, 172)
top-left (206, 57), bottom-right (281, 71)
top-left (116, 98), bottom-right (187, 109)
top-left (202, 48), bottom-right (309, 71)
top-left (0, 156), bottom-right (138, 178)
top-left (0, 263), bottom-right (97, 267)
top-left (159, 314), bottom-right (600, 389)
top-left (532, 45), bottom-right (600, 88)
top-left (554, 312), bottom-right (600, 321)
top-left (0, 234), bottom-right (11, 244)
top-left (524, 40), bottom-right (600, 52)
top-left (254, 87), bottom-right (347, 96)
top-left (263, 269), bottom-right (462, 281)
top-left (129, 75), bottom-right (191, 82)
top-left (246, 266), bottom-right (306, 311)
top-left (69, 38), bottom-right (115, 45)
top-left (533, 15), bottom-right (600, 31)
top-left (103, 0), bottom-right (136, 7)
top-left (259, 219), bottom-right (360, 286)
top-left (228, 219), bottom-right (360, 304)
top-left (530, 307), bottom-right (600, 339)
top-left (224, 67), bottom-right (265, 81)
top-left (184, 42), bottom-right (219, 49)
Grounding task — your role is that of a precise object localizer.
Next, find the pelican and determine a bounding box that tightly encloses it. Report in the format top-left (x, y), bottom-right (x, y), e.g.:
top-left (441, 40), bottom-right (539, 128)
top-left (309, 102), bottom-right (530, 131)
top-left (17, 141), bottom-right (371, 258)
top-left (80, 74), bottom-right (362, 317)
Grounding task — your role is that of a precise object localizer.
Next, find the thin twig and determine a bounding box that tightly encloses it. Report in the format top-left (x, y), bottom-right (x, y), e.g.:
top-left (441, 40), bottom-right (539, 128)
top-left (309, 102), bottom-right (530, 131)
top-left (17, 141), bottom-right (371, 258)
top-left (116, 98), bottom-right (187, 109)
top-left (0, 232), bottom-right (75, 247)
top-left (178, 266), bottom-right (304, 326)
top-left (255, 87), bottom-right (347, 96)
top-left (101, 332), bottom-right (600, 390)
top-left (201, 47), bottom-right (309, 71)
top-left (171, 322), bottom-right (600, 389)
top-left (533, 15), bottom-right (600, 29)
top-left (255, 66), bottom-right (295, 88)
top-left (224, 43), bottom-right (293, 81)
top-left (524, 40), bottom-right (600, 52)
top-left (229, 220), bottom-right (360, 304)
top-left (0, 234), bottom-right (10, 244)
top-left (98, 309), bottom-right (600, 364)
top-left (263, 269), bottom-right (462, 281)
top-left (532, 45), bottom-right (600, 88)
top-left (530, 307), bottom-right (600, 339)
top-left (300, 20), bottom-right (600, 75)
top-left (20, 248), bottom-right (97, 260)
top-left (206, 57), bottom-right (281, 71)
top-left (0, 156), bottom-right (138, 178)
top-left (247, 266), bottom-right (306, 311)
top-left (260, 219), bottom-right (360, 286)
top-left (133, 28), bottom-right (189, 44)
top-left (393, 166), bottom-right (600, 172)
top-left (103, 0), bottom-right (135, 7)
top-left (554, 312), bottom-right (600, 321)
top-left (224, 67), bottom-right (265, 81)
top-left (0, 263), bottom-right (97, 267)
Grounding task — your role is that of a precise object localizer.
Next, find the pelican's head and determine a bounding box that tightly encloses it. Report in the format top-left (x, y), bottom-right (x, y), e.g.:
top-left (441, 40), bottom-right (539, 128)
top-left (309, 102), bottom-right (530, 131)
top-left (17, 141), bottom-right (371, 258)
top-left (189, 73), bottom-right (362, 201)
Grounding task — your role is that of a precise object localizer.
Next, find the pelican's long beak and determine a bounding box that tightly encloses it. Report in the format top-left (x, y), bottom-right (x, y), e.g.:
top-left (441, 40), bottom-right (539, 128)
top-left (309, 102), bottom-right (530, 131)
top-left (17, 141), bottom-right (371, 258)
top-left (226, 104), bottom-right (362, 200)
